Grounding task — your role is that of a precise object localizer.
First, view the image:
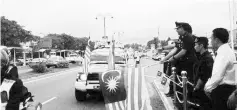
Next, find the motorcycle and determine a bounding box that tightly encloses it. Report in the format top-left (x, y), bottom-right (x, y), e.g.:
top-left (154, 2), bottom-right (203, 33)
top-left (19, 92), bottom-right (42, 110)
top-left (1, 92), bottom-right (42, 110)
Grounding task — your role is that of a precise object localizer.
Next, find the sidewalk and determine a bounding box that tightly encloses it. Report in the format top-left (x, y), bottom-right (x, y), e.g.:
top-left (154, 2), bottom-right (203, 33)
top-left (144, 62), bottom-right (177, 110)
top-left (153, 80), bottom-right (177, 110)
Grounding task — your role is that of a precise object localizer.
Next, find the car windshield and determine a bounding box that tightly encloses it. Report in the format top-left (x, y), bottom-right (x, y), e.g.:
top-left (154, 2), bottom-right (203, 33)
top-left (90, 55), bottom-right (125, 64)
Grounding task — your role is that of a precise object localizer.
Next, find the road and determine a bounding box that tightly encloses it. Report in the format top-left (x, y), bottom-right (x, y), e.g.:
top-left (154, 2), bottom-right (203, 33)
top-left (24, 58), bottom-right (165, 110)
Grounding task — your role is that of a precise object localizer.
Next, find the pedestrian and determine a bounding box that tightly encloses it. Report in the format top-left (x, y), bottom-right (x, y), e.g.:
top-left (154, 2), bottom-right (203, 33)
top-left (204, 28), bottom-right (236, 110)
top-left (160, 22), bottom-right (197, 101)
top-left (192, 37), bottom-right (214, 110)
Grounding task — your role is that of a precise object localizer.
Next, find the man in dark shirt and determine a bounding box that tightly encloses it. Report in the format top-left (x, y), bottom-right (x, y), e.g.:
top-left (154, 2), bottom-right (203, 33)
top-left (192, 37), bottom-right (213, 110)
top-left (160, 22), bottom-right (197, 98)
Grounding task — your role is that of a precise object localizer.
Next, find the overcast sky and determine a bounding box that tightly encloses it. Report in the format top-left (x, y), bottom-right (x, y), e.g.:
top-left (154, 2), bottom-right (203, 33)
top-left (2, 0), bottom-right (237, 45)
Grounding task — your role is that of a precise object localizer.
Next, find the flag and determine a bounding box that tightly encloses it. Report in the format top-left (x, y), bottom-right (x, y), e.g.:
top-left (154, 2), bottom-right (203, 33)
top-left (100, 36), bottom-right (127, 110)
top-left (160, 75), bottom-right (171, 93)
top-left (126, 67), bottom-right (152, 110)
top-left (83, 37), bottom-right (91, 73)
top-left (156, 71), bottom-right (165, 81)
top-left (99, 70), bottom-right (127, 110)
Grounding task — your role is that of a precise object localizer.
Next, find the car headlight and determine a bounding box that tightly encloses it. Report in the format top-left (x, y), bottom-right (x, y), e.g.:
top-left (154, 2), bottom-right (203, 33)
top-left (79, 74), bottom-right (87, 80)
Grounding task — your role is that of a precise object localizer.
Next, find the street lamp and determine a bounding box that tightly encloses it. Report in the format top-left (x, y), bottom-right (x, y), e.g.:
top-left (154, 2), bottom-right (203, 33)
top-left (95, 14), bottom-right (114, 38)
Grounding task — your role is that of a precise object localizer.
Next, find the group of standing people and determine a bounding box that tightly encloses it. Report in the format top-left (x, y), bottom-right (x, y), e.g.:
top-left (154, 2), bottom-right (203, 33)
top-left (160, 22), bottom-right (237, 110)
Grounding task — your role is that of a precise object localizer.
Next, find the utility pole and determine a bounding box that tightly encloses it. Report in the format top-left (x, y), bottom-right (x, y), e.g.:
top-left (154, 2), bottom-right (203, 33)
top-left (229, 0), bottom-right (236, 50)
top-left (96, 14), bottom-right (113, 39)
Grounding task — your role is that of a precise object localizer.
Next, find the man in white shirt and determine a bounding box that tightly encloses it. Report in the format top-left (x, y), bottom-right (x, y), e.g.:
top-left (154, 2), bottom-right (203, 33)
top-left (204, 28), bottom-right (236, 110)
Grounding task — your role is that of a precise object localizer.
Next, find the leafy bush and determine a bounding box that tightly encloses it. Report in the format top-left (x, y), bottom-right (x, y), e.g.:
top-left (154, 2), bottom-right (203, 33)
top-left (31, 62), bottom-right (48, 73)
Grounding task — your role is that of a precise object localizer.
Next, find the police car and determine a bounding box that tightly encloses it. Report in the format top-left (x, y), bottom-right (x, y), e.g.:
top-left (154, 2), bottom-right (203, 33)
top-left (74, 48), bottom-right (126, 101)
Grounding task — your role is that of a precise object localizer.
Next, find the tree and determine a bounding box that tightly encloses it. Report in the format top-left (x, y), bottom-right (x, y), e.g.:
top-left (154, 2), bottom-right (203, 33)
top-left (47, 34), bottom-right (95, 51)
top-left (146, 40), bottom-right (153, 49)
top-left (124, 44), bottom-right (130, 48)
top-left (153, 37), bottom-right (159, 49)
top-left (60, 33), bottom-right (76, 50)
top-left (147, 37), bottom-right (165, 49)
top-left (124, 43), bottom-right (142, 51)
top-left (1, 16), bottom-right (36, 47)
top-left (160, 40), bottom-right (168, 47)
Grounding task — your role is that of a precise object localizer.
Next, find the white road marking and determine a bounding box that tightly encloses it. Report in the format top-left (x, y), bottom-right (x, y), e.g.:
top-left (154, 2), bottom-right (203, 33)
top-left (42, 97), bottom-right (57, 105)
top-left (24, 68), bottom-right (79, 84)
top-left (142, 67), bottom-right (152, 110)
top-left (127, 68), bottom-right (132, 110)
top-left (134, 68), bottom-right (139, 110)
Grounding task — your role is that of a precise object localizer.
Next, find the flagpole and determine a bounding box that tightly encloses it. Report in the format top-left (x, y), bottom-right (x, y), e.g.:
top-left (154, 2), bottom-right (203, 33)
top-left (112, 35), bottom-right (115, 70)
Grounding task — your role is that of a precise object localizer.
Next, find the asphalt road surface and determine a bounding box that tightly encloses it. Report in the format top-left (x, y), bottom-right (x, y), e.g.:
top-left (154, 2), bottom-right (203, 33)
top-left (24, 58), bottom-right (165, 110)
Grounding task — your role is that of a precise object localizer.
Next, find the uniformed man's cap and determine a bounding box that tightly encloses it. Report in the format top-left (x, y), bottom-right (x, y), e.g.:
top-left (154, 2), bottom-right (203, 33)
top-left (195, 37), bottom-right (208, 43)
top-left (175, 22), bottom-right (192, 33)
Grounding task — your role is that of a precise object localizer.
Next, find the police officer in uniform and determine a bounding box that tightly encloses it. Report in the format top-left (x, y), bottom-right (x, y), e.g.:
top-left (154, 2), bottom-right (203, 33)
top-left (160, 22), bottom-right (197, 99)
top-left (192, 37), bottom-right (213, 110)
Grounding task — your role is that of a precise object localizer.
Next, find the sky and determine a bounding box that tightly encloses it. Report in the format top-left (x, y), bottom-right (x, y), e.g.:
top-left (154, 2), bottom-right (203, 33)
top-left (1, 0), bottom-right (237, 45)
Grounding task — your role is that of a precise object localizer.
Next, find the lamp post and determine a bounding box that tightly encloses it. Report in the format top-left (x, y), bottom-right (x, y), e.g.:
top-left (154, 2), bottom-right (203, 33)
top-left (96, 14), bottom-right (114, 38)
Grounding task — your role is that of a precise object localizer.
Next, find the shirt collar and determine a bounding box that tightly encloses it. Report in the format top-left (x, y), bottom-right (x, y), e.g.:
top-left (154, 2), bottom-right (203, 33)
top-left (217, 43), bottom-right (229, 54)
top-left (198, 51), bottom-right (208, 59)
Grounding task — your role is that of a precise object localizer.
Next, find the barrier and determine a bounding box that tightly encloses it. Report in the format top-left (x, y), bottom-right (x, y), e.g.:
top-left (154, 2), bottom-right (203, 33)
top-left (181, 71), bottom-right (188, 110)
top-left (154, 62), bottom-right (199, 110)
top-left (172, 67), bottom-right (177, 104)
top-left (145, 61), bottom-right (203, 110)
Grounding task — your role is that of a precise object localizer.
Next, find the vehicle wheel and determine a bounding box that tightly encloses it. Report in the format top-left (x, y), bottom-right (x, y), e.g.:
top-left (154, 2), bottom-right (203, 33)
top-left (55, 65), bottom-right (58, 68)
top-left (158, 58), bottom-right (161, 61)
top-left (75, 89), bottom-right (86, 101)
top-left (47, 66), bottom-right (50, 68)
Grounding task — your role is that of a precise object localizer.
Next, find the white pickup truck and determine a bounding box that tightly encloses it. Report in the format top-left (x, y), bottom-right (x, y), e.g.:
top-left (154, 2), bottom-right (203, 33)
top-left (65, 54), bottom-right (83, 64)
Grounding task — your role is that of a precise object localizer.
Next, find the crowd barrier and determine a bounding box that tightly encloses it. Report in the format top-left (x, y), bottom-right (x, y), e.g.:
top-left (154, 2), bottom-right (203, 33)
top-left (156, 63), bottom-right (200, 110)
